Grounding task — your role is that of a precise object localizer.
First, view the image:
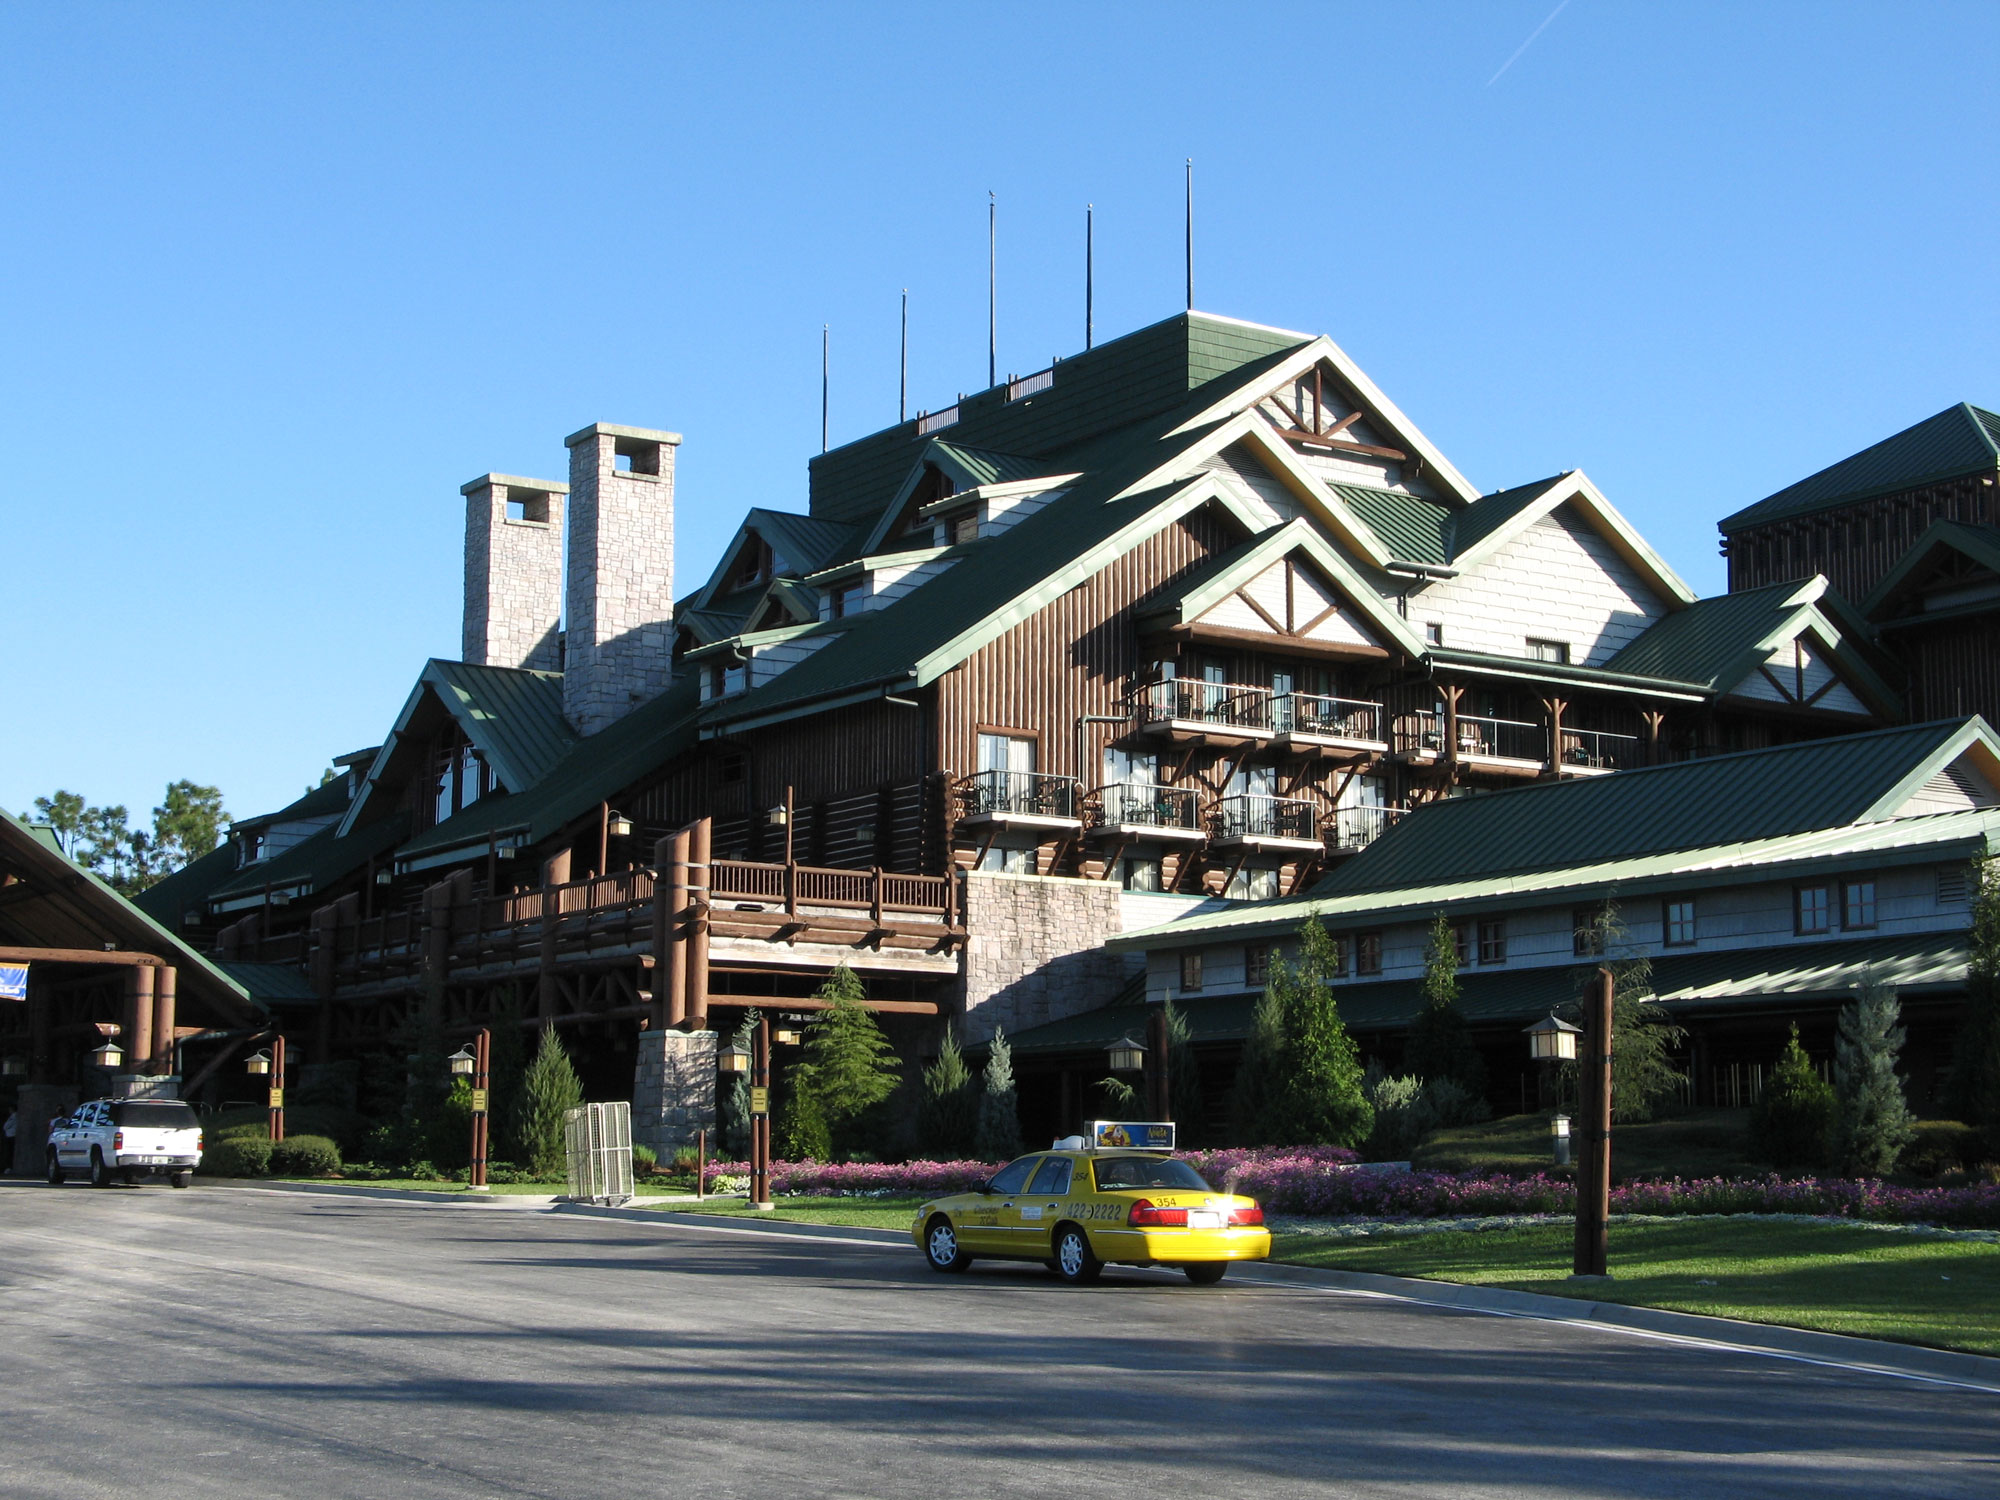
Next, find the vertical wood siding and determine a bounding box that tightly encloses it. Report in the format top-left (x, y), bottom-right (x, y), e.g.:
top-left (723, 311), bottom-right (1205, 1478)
top-left (1725, 476), bottom-right (1997, 600)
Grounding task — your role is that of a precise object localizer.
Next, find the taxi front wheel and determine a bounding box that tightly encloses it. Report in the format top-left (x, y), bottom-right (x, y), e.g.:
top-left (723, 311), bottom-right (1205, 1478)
top-left (1051, 1225), bottom-right (1102, 1285)
top-left (924, 1216), bottom-right (972, 1273)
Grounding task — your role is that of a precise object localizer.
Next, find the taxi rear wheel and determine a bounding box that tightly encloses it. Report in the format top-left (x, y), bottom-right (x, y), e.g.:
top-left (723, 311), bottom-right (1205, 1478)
top-left (924, 1216), bottom-right (972, 1273)
top-left (1183, 1262), bottom-right (1228, 1286)
top-left (1050, 1224), bottom-right (1102, 1285)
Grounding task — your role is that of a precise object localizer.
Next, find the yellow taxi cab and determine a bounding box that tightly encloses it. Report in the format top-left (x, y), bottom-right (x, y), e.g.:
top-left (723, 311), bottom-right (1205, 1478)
top-left (910, 1122), bottom-right (1269, 1285)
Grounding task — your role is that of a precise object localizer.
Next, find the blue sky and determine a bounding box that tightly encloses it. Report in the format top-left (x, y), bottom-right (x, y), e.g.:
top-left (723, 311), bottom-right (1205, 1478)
top-left (4, 3), bottom-right (1997, 825)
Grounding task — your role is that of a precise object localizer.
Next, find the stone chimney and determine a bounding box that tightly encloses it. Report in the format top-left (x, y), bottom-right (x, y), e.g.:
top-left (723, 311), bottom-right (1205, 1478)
top-left (461, 474), bottom-right (568, 672)
top-left (563, 422), bottom-right (680, 733)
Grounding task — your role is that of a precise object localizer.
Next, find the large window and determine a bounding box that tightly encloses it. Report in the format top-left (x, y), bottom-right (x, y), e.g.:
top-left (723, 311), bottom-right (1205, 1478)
top-left (1572, 907), bottom-right (1605, 957)
top-left (1842, 879), bottom-right (1877, 930)
top-left (1120, 856), bottom-right (1162, 892)
top-left (1795, 884), bottom-right (1831, 935)
top-left (1179, 952), bottom-right (1204, 992)
top-left (1477, 919), bottom-right (1506, 965)
top-left (1663, 898), bottom-right (1697, 947)
top-left (1355, 932), bottom-right (1383, 976)
top-left (1226, 865), bottom-right (1279, 901)
top-left (1245, 945), bottom-right (1272, 987)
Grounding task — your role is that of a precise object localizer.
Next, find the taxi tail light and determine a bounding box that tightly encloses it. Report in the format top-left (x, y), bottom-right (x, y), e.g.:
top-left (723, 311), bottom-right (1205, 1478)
top-left (113, 1130), bottom-right (124, 1151)
top-left (1127, 1199), bottom-right (1189, 1228)
top-left (1228, 1204), bottom-right (1264, 1226)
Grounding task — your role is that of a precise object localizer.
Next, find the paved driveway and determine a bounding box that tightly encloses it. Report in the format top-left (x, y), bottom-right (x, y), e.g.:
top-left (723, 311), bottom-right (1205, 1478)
top-left (2, 1184), bottom-right (1994, 1498)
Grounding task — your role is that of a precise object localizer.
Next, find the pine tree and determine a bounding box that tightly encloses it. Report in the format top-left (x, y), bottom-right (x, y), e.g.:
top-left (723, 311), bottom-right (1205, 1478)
top-left (1242, 916), bottom-right (1372, 1148)
top-left (918, 1029), bottom-right (979, 1158)
top-left (974, 1026), bottom-right (1023, 1160)
top-left (794, 966), bottom-right (902, 1157)
top-left (1229, 981), bottom-right (1286, 1144)
top-left (1164, 997), bottom-right (1204, 1140)
top-left (718, 1009), bottom-right (760, 1159)
top-left (515, 1025), bottom-right (584, 1178)
top-left (1750, 1024), bottom-right (1836, 1171)
top-left (1834, 983), bottom-right (1917, 1176)
top-left (1948, 855), bottom-right (2000, 1152)
top-left (1574, 902), bottom-right (1686, 1123)
top-left (1404, 912), bottom-right (1488, 1099)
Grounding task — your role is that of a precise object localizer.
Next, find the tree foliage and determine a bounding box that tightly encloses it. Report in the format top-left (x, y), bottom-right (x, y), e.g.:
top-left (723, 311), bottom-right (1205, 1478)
top-left (1229, 916), bottom-right (1372, 1148)
top-left (1948, 855), bottom-right (2000, 1153)
top-left (791, 966), bottom-right (902, 1157)
top-left (974, 1026), bottom-right (1023, 1160)
top-left (1164, 998), bottom-right (1204, 1140)
top-left (24, 780), bottom-right (227, 895)
top-left (515, 1025), bottom-right (584, 1178)
top-left (1833, 983), bottom-right (1917, 1177)
top-left (718, 1009), bottom-right (761, 1159)
top-left (1404, 912), bottom-right (1488, 1099)
top-left (918, 1028), bottom-right (979, 1158)
top-left (1750, 1024), bottom-right (1836, 1171)
top-left (1573, 902), bottom-right (1686, 1123)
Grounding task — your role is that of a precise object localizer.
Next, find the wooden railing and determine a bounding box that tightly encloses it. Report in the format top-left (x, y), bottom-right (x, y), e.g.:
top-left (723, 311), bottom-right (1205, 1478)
top-left (712, 859), bottom-right (950, 915)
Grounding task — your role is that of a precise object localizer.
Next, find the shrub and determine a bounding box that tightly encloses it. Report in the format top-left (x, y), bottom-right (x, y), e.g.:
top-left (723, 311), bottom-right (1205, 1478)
top-left (775, 1079), bottom-right (831, 1162)
top-left (632, 1143), bottom-right (659, 1173)
top-left (669, 1146), bottom-right (702, 1174)
top-left (1750, 1025), bottom-right (1836, 1170)
top-left (917, 1030), bottom-right (978, 1158)
top-left (1833, 985), bottom-right (1916, 1176)
top-left (1422, 1076), bottom-right (1491, 1129)
top-left (200, 1136), bottom-right (272, 1178)
top-left (1901, 1120), bottom-right (1986, 1178)
top-left (269, 1135), bottom-right (342, 1177)
top-left (1404, 914), bottom-right (1488, 1099)
top-left (1363, 1074), bottom-right (1435, 1160)
top-left (974, 1027), bottom-right (1022, 1161)
top-left (1234, 917), bottom-right (1371, 1148)
top-left (515, 1025), bottom-right (583, 1177)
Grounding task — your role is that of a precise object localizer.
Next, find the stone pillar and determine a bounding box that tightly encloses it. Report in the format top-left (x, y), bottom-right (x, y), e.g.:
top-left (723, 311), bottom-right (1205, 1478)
top-left (462, 473), bottom-right (568, 672)
top-left (631, 1027), bottom-right (717, 1156)
top-left (562, 422), bottom-right (680, 735)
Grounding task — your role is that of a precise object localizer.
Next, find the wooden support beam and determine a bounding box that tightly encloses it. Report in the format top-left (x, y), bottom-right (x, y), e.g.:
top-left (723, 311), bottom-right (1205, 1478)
top-left (0, 946), bottom-right (165, 967)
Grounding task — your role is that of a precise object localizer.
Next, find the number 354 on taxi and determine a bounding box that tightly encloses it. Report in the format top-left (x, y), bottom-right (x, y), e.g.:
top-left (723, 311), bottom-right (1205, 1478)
top-left (910, 1122), bottom-right (1269, 1286)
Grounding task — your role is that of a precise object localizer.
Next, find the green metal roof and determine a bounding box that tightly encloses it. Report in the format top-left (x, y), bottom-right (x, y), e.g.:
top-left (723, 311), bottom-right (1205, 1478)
top-left (208, 812), bottom-right (411, 904)
top-left (806, 312), bottom-right (1310, 528)
top-left (1449, 476), bottom-right (1566, 558)
top-left (1330, 484), bottom-right (1454, 566)
top-left (131, 840), bottom-right (239, 926)
top-left (231, 774), bottom-right (353, 832)
top-left (1864, 519), bottom-right (2000, 620)
top-left (214, 960), bottom-right (320, 1007)
top-left (425, 660), bottom-right (576, 793)
top-left (1721, 403), bottom-right (2000, 532)
top-left (1603, 580), bottom-right (1815, 687)
top-left (928, 441), bottom-right (1053, 489)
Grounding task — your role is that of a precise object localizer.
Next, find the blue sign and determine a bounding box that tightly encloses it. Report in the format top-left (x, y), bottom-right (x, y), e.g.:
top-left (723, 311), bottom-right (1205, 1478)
top-left (0, 964), bottom-right (26, 1002)
top-left (1088, 1120), bottom-right (1176, 1151)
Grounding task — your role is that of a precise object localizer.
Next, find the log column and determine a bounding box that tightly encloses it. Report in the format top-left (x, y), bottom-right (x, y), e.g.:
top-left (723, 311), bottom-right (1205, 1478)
top-left (686, 818), bottom-right (711, 1032)
top-left (537, 849), bottom-right (571, 1025)
top-left (652, 830), bottom-right (691, 1030)
top-left (124, 964), bottom-right (155, 1074)
top-left (151, 966), bottom-right (176, 1075)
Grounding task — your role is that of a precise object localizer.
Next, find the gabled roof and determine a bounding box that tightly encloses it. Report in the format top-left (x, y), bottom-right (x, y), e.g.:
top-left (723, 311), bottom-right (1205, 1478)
top-left (130, 840), bottom-right (239, 926)
top-left (207, 812), bottom-right (411, 907)
top-left (856, 439), bottom-right (1078, 557)
top-left (1133, 517), bottom-right (1426, 657)
top-left (338, 661), bottom-right (575, 837)
top-left (1864, 519), bottom-right (2000, 621)
top-left (687, 509), bottom-right (860, 614)
top-left (1605, 576), bottom-right (1901, 715)
top-left (231, 774), bottom-right (353, 834)
top-left (1441, 471), bottom-right (1697, 605)
top-left (1332, 484), bottom-right (1454, 567)
top-left (1721, 403), bottom-right (2000, 532)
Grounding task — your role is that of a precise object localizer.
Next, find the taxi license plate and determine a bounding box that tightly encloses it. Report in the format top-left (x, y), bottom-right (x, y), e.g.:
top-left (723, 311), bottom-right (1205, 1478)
top-left (1187, 1210), bottom-right (1222, 1229)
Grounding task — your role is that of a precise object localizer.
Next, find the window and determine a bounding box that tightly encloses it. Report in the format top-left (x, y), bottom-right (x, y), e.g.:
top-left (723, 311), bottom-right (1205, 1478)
top-left (731, 537), bottom-right (772, 588)
top-left (1025, 1156), bottom-right (1073, 1195)
top-left (1120, 857), bottom-right (1162, 893)
top-left (1477, 919), bottom-right (1506, 965)
top-left (985, 1155), bottom-right (1037, 1194)
top-left (978, 845), bottom-right (1033, 874)
top-left (1572, 907), bottom-right (1604, 956)
top-left (1245, 945), bottom-right (1271, 987)
top-left (1225, 866), bottom-right (1279, 901)
top-left (1180, 952), bottom-right (1204, 992)
top-left (1355, 932), bottom-right (1383, 976)
top-left (1452, 923), bottom-right (1470, 965)
top-left (977, 732), bottom-right (1036, 776)
top-left (1663, 898), bottom-right (1697, 947)
top-left (949, 510), bottom-right (979, 545)
top-left (1842, 879), bottom-right (1876, 930)
top-left (829, 585), bottom-right (854, 619)
top-left (1795, 884), bottom-right (1831, 935)
top-left (721, 755), bottom-right (747, 786)
top-left (1527, 638), bottom-right (1570, 665)
top-left (1424, 622), bottom-right (1444, 646)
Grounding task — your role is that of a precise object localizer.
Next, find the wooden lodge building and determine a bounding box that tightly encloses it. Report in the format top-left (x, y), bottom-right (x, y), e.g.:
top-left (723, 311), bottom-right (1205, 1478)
top-left (72, 309), bottom-right (1938, 1147)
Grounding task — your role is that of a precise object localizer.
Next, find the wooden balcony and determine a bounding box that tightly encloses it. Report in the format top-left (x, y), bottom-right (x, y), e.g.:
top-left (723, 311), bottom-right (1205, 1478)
top-left (1085, 783), bottom-right (1207, 845)
top-left (1270, 692), bottom-right (1389, 759)
top-left (1122, 679), bottom-right (1277, 746)
top-left (953, 770), bottom-right (1082, 835)
top-left (1396, 713), bottom-right (1548, 778)
top-left (1557, 727), bottom-right (1641, 776)
top-left (1209, 793), bottom-right (1321, 856)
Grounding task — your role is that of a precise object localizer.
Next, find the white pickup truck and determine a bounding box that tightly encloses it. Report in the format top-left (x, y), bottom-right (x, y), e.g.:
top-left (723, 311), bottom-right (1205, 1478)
top-left (47, 1097), bottom-right (203, 1188)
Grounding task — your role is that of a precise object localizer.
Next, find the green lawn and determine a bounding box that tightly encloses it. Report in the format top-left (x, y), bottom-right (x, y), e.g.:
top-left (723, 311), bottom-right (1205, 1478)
top-left (1273, 1218), bottom-right (2000, 1356)
top-left (644, 1195), bottom-right (927, 1230)
top-left (1413, 1110), bottom-right (1769, 1179)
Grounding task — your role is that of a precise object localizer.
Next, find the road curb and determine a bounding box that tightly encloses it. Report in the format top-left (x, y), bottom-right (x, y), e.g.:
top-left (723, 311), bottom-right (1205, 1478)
top-left (202, 1180), bottom-right (555, 1208)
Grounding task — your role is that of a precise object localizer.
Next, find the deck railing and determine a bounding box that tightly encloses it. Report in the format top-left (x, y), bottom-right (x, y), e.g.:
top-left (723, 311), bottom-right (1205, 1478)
top-left (1558, 727), bottom-right (1641, 770)
top-left (1327, 804), bottom-right (1403, 851)
top-left (954, 769), bottom-right (1079, 820)
top-left (1123, 678), bottom-right (1275, 731)
top-left (1212, 793), bottom-right (1317, 842)
top-left (1274, 693), bottom-right (1386, 743)
top-left (1090, 782), bottom-right (1203, 832)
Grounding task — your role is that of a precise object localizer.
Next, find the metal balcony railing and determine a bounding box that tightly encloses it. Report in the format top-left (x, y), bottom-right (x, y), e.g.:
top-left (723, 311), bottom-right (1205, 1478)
top-left (955, 769), bottom-right (1079, 820)
top-left (1123, 678), bottom-right (1275, 731)
top-left (1092, 782), bottom-right (1202, 832)
top-left (1213, 793), bottom-right (1317, 842)
top-left (1405, 713), bottom-right (1546, 763)
top-left (1558, 727), bottom-right (1641, 770)
top-left (1327, 804), bottom-right (1403, 851)
top-left (1274, 693), bottom-right (1386, 743)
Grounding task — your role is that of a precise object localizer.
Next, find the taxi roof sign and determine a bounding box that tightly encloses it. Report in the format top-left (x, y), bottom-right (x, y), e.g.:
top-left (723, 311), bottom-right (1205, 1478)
top-left (1086, 1120), bottom-right (1175, 1152)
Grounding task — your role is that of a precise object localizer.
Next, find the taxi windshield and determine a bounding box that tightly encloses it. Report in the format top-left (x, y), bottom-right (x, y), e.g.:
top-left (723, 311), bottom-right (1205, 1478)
top-left (1092, 1156), bottom-right (1212, 1192)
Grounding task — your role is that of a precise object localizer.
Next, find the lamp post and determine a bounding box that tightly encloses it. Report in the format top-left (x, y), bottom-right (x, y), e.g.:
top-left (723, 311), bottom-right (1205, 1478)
top-left (1145, 1007), bottom-right (1171, 1120)
top-left (751, 1016), bottom-right (772, 1211)
top-left (450, 1030), bottom-right (492, 1191)
top-left (1525, 972), bottom-right (1612, 1279)
top-left (248, 1036), bottom-right (286, 1142)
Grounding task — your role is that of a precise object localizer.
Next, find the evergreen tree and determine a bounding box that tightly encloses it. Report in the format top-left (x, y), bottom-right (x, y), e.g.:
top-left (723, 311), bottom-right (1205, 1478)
top-left (1574, 902), bottom-right (1686, 1122)
top-left (1750, 1024), bottom-right (1836, 1171)
top-left (1834, 983), bottom-right (1917, 1176)
top-left (1404, 912), bottom-right (1488, 1098)
top-left (974, 1026), bottom-right (1023, 1160)
top-left (718, 1009), bottom-right (760, 1159)
top-left (1237, 916), bottom-right (1372, 1147)
top-left (775, 1074), bottom-right (831, 1161)
top-left (1229, 980), bottom-right (1285, 1144)
top-left (1948, 854), bottom-right (2000, 1152)
top-left (515, 1025), bottom-right (584, 1178)
top-left (1164, 998), bottom-right (1204, 1140)
top-left (918, 1029), bottom-right (979, 1157)
top-left (793, 966), bottom-right (902, 1156)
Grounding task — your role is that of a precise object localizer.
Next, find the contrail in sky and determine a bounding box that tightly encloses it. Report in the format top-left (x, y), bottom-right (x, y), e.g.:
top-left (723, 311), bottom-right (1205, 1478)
top-left (1488, 0), bottom-right (1572, 86)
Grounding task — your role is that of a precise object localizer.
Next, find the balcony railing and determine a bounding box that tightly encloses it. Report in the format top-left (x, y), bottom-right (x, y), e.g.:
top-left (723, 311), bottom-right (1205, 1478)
top-left (1213, 793), bottom-right (1317, 842)
top-left (1124, 678), bottom-right (1275, 731)
top-left (1274, 693), bottom-right (1386, 743)
top-left (1558, 727), bottom-right (1641, 771)
top-left (955, 769), bottom-right (1079, 821)
top-left (1327, 804), bottom-right (1403, 851)
top-left (1401, 713), bottom-right (1547, 763)
top-left (1091, 782), bottom-right (1203, 832)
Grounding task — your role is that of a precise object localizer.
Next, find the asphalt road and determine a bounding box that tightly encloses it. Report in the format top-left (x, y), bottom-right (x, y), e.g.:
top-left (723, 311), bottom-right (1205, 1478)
top-left (2, 1184), bottom-right (1995, 1499)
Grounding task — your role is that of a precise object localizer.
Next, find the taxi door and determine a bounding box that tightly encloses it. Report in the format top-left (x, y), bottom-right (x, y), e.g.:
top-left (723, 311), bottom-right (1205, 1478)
top-left (957, 1155), bottom-right (1039, 1254)
top-left (1010, 1154), bottom-right (1076, 1257)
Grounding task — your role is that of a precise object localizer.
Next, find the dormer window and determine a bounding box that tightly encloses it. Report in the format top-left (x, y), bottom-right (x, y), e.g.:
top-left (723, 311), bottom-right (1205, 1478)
top-left (830, 585), bottom-right (854, 619)
top-left (236, 831), bottom-right (265, 867)
top-left (945, 509), bottom-right (978, 546)
top-left (732, 537), bottom-right (774, 589)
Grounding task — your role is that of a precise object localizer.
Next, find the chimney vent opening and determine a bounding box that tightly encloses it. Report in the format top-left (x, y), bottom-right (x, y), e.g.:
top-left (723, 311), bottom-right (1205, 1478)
top-left (614, 437), bottom-right (664, 476)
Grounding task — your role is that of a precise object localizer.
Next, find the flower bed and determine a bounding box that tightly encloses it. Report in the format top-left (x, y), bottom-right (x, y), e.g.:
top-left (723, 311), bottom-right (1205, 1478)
top-left (700, 1158), bottom-right (997, 1198)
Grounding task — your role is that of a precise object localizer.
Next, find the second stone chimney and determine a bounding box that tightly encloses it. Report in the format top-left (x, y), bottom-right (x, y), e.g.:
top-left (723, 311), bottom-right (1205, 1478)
top-left (461, 473), bottom-right (567, 672)
top-left (563, 422), bottom-right (680, 734)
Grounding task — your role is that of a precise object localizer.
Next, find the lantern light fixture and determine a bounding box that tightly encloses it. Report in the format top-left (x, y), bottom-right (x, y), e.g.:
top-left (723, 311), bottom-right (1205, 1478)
top-left (1523, 1013), bottom-right (1582, 1062)
top-left (245, 1048), bottom-right (272, 1076)
top-left (1106, 1035), bottom-right (1146, 1074)
top-left (718, 1041), bottom-right (751, 1075)
top-left (91, 1040), bottom-right (124, 1070)
top-left (774, 1025), bottom-right (802, 1047)
top-left (447, 1044), bottom-right (477, 1077)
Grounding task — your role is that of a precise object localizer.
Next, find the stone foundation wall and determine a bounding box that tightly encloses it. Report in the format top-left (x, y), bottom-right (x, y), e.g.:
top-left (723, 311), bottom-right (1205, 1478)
top-left (631, 1028), bottom-right (716, 1155)
top-left (959, 871), bottom-right (1130, 1043)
